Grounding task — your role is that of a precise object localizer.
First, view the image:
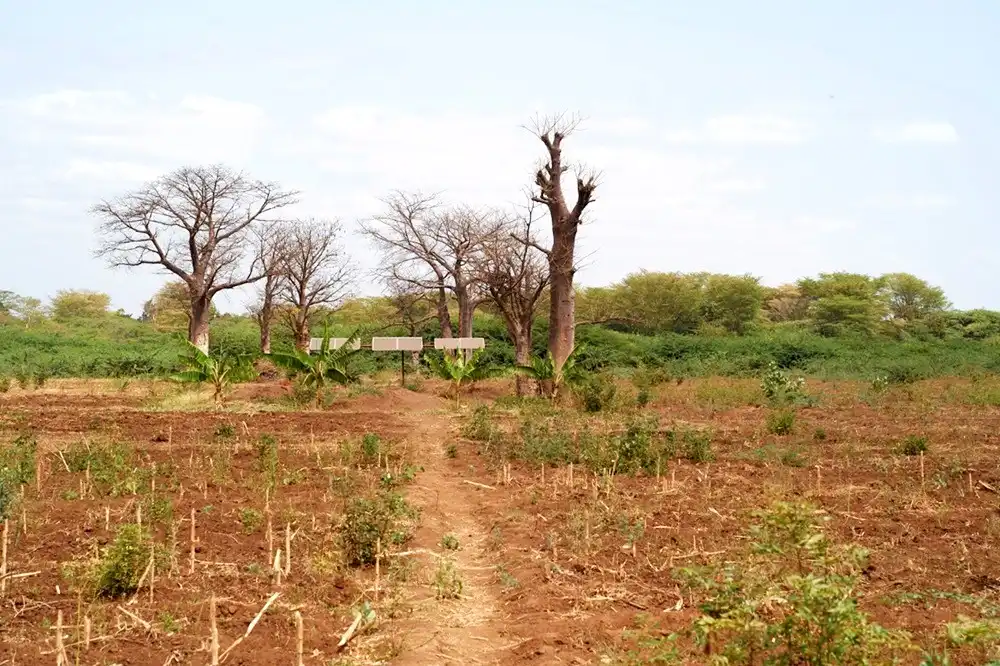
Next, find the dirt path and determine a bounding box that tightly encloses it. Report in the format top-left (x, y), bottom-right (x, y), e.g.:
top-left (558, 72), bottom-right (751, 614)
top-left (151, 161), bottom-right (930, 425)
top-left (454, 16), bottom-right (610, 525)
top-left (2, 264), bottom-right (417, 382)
top-left (390, 395), bottom-right (515, 665)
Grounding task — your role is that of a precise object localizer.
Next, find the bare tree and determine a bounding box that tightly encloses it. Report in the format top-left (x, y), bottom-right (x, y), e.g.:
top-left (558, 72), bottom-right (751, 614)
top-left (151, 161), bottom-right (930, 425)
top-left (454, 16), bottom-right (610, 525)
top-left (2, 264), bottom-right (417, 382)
top-left (478, 203), bottom-right (549, 396)
top-left (360, 192), bottom-right (503, 339)
top-left (282, 219), bottom-right (356, 350)
top-left (529, 115), bottom-right (598, 373)
top-left (248, 227), bottom-right (289, 354)
top-left (92, 165), bottom-right (298, 352)
top-left (386, 280), bottom-right (436, 337)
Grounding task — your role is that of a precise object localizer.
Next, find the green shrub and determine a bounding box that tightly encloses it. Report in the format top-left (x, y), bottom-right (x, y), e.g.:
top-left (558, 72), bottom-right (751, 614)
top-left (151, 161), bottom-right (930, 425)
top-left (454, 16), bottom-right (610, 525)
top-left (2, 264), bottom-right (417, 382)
top-left (636, 387), bottom-right (651, 407)
top-left (613, 415), bottom-right (660, 474)
top-left (901, 435), bottom-right (929, 456)
top-left (33, 370), bottom-right (50, 389)
top-left (91, 524), bottom-right (159, 599)
top-left (341, 492), bottom-right (416, 567)
top-left (576, 373), bottom-right (618, 412)
top-left (0, 432), bottom-right (37, 519)
top-left (0, 376), bottom-right (10, 393)
top-left (255, 434), bottom-right (279, 489)
top-left (518, 416), bottom-right (574, 465)
top-left (462, 406), bottom-right (501, 445)
top-left (676, 502), bottom-right (907, 665)
top-left (240, 508), bottom-right (264, 534)
top-left (0, 432), bottom-right (37, 486)
top-left (361, 433), bottom-right (381, 462)
top-left (766, 409), bottom-right (796, 435)
top-left (760, 362), bottom-right (809, 406)
top-left (665, 426), bottom-right (714, 463)
top-left (0, 477), bottom-right (14, 521)
top-left (13, 369), bottom-right (30, 390)
top-left (64, 440), bottom-right (137, 496)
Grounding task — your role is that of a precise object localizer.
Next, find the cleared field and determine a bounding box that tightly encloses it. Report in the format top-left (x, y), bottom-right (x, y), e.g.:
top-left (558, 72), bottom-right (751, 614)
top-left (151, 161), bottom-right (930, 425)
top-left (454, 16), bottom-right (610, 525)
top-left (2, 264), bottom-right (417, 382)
top-left (1, 376), bottom-right (999, 664)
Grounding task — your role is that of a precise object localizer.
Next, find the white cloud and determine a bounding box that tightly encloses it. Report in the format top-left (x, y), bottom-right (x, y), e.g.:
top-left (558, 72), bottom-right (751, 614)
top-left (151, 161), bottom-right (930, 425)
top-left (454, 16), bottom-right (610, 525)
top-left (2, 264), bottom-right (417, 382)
top-left (709, 178), bottom-right (767, 193)
top-left (62, 159), bottom-right (160, 183)
top-left (863, 192), bottom-right (955, 209)
top-left (873, 121), bottom-right (959, 144)
top-left (664, 114), bottom-right (811, 144)
top-left (7, 90), bottom-right (267, 166)
top-left (305, 106), bottom-right (773, 220)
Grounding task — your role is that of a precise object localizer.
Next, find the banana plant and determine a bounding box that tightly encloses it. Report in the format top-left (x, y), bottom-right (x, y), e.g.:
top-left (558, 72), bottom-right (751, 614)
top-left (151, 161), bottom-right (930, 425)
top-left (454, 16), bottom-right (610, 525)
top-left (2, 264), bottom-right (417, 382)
top-left (171, 343), bottom-right (257, 404)
top-left (426, 349), bottom-right (498, 405)
top-left (270, 329), bottom-right (361, 406)
top-left (515, 346), bottom-right (584, 398)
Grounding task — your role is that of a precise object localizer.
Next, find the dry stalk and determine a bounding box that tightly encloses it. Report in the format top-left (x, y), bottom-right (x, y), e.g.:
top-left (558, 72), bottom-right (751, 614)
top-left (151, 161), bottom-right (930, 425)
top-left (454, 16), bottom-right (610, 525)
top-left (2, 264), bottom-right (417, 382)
top-left (218, 592), bottom-right (281, 663)
top-left (284, 523), bottom-right (291, 576)
top-left (266, 514), bottom-right (274, 564)
top-left (375, 537), bottom-right (381, 603)
top-left (189, 508), bottom-right (197, 574)
top-left (210, 596), bottom-right (219, 665)
top-left (273, 549), bottom-right (282, 586)
top-left (56, 609), bottom-right (68, 665)
top-left (295, 610), bottom-right (304, 666)
top-left (1, 519), bottom-right (8, 597)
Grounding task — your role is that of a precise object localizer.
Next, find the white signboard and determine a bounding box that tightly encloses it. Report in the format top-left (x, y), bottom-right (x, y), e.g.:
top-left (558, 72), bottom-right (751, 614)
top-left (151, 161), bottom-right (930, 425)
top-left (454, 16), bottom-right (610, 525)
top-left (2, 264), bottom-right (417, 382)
top-left (371, 337), bottom-right (424, 352)
top-left (309, 337), bottom-right (361, 352)
top-left (434, 337), bottom-right (486, 350)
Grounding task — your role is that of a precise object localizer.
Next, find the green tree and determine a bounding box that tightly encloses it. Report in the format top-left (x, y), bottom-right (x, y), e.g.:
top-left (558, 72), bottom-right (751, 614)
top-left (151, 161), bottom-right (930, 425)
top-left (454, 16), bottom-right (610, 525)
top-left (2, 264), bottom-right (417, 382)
top-left (798, 273), bottom-right (887, 336)
top-left (50, 290), bottom-right (112, 322)
top-left (880, 272), bottom-right (950, 323)
top-left (142, 281), bottom-right (218, 333)
top-left (617, 271), bottom-right (704, 334)
top-left (701, 274), bottom-right (764, 334)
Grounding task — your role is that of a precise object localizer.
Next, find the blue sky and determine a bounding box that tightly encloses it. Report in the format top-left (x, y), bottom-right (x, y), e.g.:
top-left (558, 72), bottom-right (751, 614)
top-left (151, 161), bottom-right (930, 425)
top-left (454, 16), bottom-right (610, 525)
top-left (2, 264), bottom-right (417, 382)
top-left (1, 1), bottom-right (996, 314)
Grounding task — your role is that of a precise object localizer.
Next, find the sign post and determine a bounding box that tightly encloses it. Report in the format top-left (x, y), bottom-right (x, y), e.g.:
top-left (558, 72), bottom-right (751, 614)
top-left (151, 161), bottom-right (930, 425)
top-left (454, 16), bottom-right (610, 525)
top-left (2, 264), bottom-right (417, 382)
top-left (371, 337), bottom-right (425, 385)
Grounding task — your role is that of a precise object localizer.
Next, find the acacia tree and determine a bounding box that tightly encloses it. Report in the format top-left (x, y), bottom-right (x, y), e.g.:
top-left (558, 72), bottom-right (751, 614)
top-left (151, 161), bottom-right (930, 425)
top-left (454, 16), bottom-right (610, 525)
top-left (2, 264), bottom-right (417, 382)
top-left (282, 219), bottom-right (356, 350)
top-left (529, 115), bottom-right (598, 373)
top-left (249, 227), bottom-right (289, 354)
top-left (93, 165), bottom-right (298, 351)
top-left (478, 204), bottom-right (549, 395)
top-left (360, 192), bottom-right (503, 338)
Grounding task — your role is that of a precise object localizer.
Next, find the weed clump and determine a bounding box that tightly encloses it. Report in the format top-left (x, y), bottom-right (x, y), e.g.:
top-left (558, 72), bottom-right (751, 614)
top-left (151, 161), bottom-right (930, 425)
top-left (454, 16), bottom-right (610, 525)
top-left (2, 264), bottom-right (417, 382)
top-left (676, 501), bottom-right (907, 664)
top-left (90, 524), bottom-right (164, 599)
top-left (760, 362), bottom-right (811, 407)
top-left (433, 558), bottom-right (463, 600)
top-left (576, 373), bottom-right (618, 412)
top-left (0, 433), bottom-right (37, 519)
top-left (340, 491), bottom-right (417, 567)
top-left (766, 408), bottom-right (796, 435)
top-left (0, 376), bottom-right (10, 393)
top-left (901, 435), bottom-right (929, 456)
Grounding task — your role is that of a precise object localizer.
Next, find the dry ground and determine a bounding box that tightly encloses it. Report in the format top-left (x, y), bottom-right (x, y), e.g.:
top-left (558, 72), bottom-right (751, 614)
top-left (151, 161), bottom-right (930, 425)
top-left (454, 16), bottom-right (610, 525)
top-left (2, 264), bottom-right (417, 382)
top-left (0, 376), bottom-right (998, 664)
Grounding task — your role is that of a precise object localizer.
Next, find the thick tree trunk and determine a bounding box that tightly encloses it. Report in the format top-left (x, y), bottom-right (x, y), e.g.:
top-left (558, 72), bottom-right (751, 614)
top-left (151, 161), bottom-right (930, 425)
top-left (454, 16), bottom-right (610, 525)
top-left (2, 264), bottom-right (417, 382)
top-left (548, 231), bottom-right (577, 374)
top-left (189, 295), bottom-right (212, 354)
top-left (457, 295), bottom-right (475, 338)
top-left (293, 313), bottom-right (310, 352)
top-left (260, 324), bottom-right (272, 355)
top-left (513, 332), bottom-right (532, 397)
top-left (436, 285), bottom-right (454, 338)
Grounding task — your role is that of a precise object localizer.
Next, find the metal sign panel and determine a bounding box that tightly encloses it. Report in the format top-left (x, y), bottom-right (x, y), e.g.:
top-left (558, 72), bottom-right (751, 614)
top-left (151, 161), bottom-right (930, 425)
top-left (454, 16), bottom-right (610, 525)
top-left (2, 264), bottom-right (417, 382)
top-left (371, 337), bottom-right (424, 352)
top-left (309, 337), bottom-right (361, 352)
top-left (434, 337), bottom-right (486, 350)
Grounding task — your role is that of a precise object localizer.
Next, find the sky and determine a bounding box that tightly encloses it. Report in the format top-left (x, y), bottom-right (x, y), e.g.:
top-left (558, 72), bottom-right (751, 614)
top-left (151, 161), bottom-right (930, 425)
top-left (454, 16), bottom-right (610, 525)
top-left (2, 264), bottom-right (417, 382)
top-left (1, 0), bottom-right (997, 314)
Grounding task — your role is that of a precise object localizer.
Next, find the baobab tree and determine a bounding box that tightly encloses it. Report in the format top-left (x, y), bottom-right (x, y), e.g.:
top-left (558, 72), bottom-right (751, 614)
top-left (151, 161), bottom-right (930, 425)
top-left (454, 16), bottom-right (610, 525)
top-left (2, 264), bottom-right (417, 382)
top-left (248, 226), bottom-right (289, 354)
top-left (478, 204), bottom-right (549, 396)
top-left (282, 219), bottom-right (356, 350)
top-left (359, 192), bottom-right (503, 339)
top-left (529, 115), bottom-right (598, 373)
top-left (92, 165), bottom-right (298, 352)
